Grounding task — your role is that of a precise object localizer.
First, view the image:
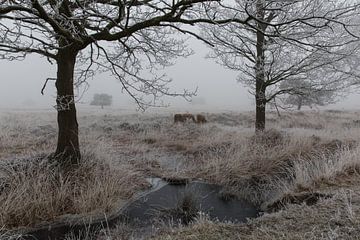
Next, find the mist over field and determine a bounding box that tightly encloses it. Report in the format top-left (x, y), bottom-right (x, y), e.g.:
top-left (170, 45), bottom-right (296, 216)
top-left (1, 39), bottom-right (360, 112)
top-left (0, 40), bottom-right (245, 111)
top-left (2, 1), bottom-right (360, 239)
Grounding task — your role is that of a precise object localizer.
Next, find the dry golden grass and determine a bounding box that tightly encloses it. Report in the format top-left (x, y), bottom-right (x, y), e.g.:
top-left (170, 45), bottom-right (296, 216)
top-left (0, 152), bottom-right (146, 229)
top-left (2, 109), bottom-right (360, 239)
top-left (147, 110), bottom-right (360, 240)
top-left (0, 113), bottom-right (148, 230)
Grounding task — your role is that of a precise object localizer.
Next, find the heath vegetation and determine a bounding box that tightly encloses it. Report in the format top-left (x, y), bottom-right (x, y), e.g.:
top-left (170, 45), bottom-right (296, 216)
top-left (1, 109), bottom-right (360, 239)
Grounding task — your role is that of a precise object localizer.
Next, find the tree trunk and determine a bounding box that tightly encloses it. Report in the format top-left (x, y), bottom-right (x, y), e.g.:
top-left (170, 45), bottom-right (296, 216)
top-left (255, 89), bottom-right (266, 131)
top-left (54, 49), bottom-right (81, 166)
top-left (297, 97), bottom-right (303, 110)
top-left (274, 99), bottom-right (281, 117)
top-left (255, 0), bottom-right (266, 132)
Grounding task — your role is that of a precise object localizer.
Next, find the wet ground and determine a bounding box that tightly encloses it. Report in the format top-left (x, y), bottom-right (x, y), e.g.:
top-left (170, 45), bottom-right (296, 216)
top-left (122, 178), bottom-right (260, 225)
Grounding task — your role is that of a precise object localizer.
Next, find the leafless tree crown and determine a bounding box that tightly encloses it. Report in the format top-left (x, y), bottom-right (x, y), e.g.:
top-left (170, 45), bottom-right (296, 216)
top-left (201, 0), bottom-right (360, 103)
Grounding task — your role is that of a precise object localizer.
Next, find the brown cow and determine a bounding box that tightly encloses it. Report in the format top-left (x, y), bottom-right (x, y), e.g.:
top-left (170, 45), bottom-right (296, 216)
top-left (196, 114), bottom-right (207, 124)
top-left (174, 113), bottom-right (196, 123)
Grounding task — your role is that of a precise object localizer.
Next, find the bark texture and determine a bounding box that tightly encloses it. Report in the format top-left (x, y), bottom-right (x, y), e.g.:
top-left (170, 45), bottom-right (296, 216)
top-left (54, 49), bottom-right (81, 165)
top-left (255, 0), bottom-right (266, 132)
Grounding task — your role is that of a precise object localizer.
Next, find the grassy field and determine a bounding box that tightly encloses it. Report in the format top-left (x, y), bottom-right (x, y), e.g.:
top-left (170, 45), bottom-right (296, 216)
top-left (0, 109), bottom-right (360, 239)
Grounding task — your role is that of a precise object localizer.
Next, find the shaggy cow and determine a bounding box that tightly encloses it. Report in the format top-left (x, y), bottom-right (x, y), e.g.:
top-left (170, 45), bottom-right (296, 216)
top-left (174, 113), bottom-right (196, 123)
top-left (196, 114), bottom-right (207, 123)
top-left (174, 113), bottom-right (207, 124)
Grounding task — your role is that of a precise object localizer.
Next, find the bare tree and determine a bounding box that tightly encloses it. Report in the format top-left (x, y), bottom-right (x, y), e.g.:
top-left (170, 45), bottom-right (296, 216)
top-left (90, 93), bottom-right (112, 109)
top-left (201, 0), bottom-right (360, 131)
top-left (279, 79), bottom-right (339, 110)
top-left (0, 0), bottom-right (250, 167)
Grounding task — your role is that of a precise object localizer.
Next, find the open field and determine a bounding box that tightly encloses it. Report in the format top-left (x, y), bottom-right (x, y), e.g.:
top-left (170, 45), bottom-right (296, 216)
top-left (1, 109), bottom-right (360, 239)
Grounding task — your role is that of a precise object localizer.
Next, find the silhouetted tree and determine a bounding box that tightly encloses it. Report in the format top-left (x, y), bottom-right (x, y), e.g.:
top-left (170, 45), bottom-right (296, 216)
top-left (279, 80), bottom-right (339, 110)
top-left (90, 93), bottom-right (113, 109)
top-left (202, 0), bottom-right (360, 131)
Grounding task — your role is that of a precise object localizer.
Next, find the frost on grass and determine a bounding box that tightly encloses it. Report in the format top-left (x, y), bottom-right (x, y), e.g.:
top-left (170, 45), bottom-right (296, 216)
top-left (1, 110), bottom-right (360, 238)
top-left (0, 115), bottom-right (147, 229)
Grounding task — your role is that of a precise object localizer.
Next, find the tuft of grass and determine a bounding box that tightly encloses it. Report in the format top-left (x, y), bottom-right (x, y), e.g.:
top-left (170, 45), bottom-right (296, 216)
top-left (289, 145), bottom-right (360, 191)
top-left (153, 191), bottom-right (200, 226)
top-left (173, 192), bottom-right (199, 225)
top-left (249, 128), bottom-right (286, 147)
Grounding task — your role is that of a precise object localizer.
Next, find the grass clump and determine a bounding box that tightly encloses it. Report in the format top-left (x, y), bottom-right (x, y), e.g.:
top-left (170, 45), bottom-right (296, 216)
top-left (0, 137), bottom-right (146, 230)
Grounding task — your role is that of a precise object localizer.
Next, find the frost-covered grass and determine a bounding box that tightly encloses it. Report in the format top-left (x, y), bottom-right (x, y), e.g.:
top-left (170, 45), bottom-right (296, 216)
top-left (1, 109), bottom-right (360, 239)
top-left (0, 111), bottom-right (148, 230)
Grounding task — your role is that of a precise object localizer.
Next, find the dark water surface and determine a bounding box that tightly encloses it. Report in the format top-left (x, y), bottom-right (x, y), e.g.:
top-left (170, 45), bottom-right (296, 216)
top-left (21, 178), bottom-right (259, 240)
top-left (123, 179), bottom-right (260, 225)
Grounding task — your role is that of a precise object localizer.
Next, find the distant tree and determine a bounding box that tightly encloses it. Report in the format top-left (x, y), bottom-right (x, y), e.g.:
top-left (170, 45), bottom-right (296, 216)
top-left (201, 0), bottom-right (360, 131)
top-left (279, 80), bottom-right (339, 110)
top-left (90, 94), bottom-right (113, 109)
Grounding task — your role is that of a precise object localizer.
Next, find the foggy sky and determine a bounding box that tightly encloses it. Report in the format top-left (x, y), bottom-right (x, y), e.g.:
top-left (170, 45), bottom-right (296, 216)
top-left (1, 39), bottom-right (360, 112)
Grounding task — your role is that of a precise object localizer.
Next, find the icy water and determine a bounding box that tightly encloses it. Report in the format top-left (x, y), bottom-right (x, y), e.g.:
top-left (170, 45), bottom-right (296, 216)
top-left (122, 178), bottom-right (260, 225)
top-left (21, 178), bottom-right (259, 240)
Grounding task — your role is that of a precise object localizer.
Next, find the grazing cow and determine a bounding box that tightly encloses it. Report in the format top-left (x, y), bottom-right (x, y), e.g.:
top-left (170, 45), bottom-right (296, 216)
top-left (174, 113), bottom-right (196, 123)
top-left (196, 114), bottom-right (207, 124)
